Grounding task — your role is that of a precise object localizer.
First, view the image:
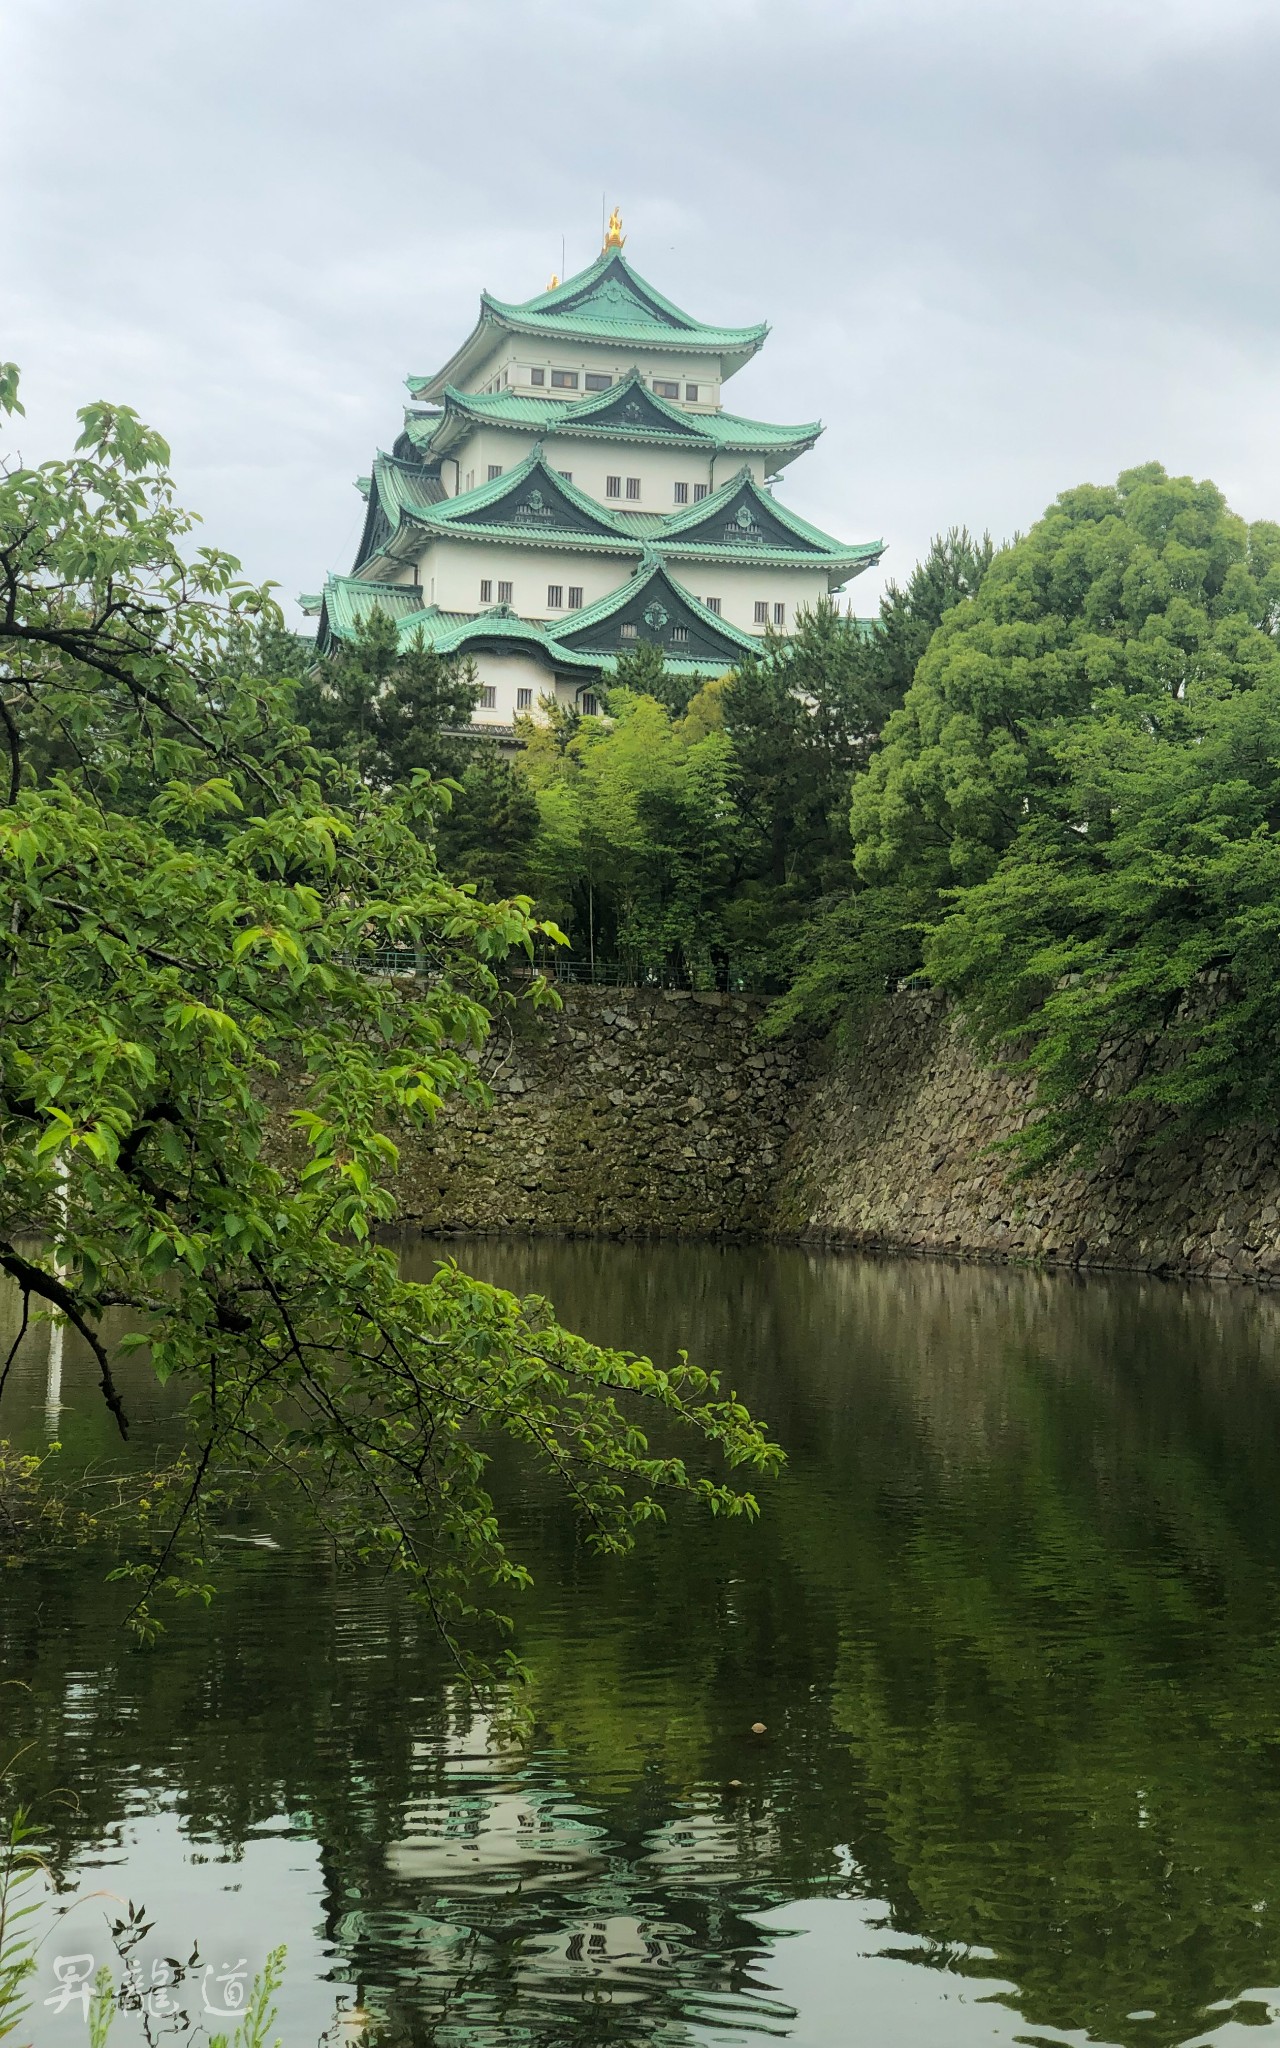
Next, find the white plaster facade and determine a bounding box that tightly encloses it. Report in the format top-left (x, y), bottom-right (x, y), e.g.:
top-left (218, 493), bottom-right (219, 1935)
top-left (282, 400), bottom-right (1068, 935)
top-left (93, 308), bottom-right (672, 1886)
top-left (440, 430), bottom-right (768, 504)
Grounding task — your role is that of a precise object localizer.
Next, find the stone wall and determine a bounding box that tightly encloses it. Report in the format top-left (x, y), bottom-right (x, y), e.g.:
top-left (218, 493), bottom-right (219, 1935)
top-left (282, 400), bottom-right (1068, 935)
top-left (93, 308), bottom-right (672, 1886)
top-left (392, 987), bottom-right (810, 1238)
top-left (382, 984), bottom-right (1280, 1281)
top-left (773, 992), bottom-right (1280, 1283)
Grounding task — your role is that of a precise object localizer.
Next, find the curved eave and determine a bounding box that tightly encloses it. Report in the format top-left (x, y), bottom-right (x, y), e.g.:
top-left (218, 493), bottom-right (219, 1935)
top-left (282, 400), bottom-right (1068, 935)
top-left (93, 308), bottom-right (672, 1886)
top-left (372, 521), bottom-right (882, 581)
top-left (419, 409), bottom-right (817, 468)
top-left (659, 542), bottom-right (885, 580)
top-left (409, 309), bottom-right (504, 405)
top-left (410, 310), bottom-right (768, 403)
top-left (479, 305), bottom-right (768, 375)
top-left (414, 610), bottom-right (602, 671)
top-left (384, 522), bottom-right (641, 563)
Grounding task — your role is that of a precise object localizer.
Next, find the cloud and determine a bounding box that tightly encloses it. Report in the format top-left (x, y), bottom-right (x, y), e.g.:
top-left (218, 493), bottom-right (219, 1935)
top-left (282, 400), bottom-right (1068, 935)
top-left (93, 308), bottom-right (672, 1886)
top-left (6, 0), bottom-right (1280, 623)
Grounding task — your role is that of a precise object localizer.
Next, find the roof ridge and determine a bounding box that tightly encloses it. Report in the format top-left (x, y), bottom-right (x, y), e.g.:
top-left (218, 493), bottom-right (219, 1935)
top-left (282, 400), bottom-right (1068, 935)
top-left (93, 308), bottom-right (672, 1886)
top-left (485, 250), bottom-right (754, 340)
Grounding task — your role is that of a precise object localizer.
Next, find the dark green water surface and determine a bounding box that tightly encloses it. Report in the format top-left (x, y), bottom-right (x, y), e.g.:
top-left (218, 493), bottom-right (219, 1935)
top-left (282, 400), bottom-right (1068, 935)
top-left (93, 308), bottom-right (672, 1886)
top-left (7, 1240), bottom-right (1280, 2046)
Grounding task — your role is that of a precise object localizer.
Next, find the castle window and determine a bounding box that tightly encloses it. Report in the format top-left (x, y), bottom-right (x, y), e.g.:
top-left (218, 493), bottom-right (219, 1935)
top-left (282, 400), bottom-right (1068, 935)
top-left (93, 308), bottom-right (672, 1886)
top-left (705, 596), bottom-right (721, 615)
top-left (529, 367), bottom-right (545, 386)
top-left (487, 464), bottom-right (503, 481)
top-left (626, 477), bottom-right (641, 500)
top-left (517, 687), bottom-right (533, 710)
top-left (585, 373), bottom-right (612, 391)
top-left (479, 579), bottom-right (492, 603)
top-left (685, 383), bottom-right (699, 402)
top-left (547, 584), bottom-right (563, 609)
top-left (558, 470), bottom-right (573, 482)
top-left (479, 685), bottom-right (497, 709)
top-left (774, 602), bottom-right (786, 626)
top-left (620, 623), bottom-right (638, 639)
top-left (551, 369), bottom-right (579, 389)
top-left (671, 625), bottom-right (689, 645)
top-left (568, 585), bottom-right (584, 609)
top-left (674, 481), bottom-right (689, 505)
top-left (497, 580), bottom-right (513, 603)
top-left (754, 600), bottom-right (768, 625)
top-left (653, 379), bottom-right (679, 399)
top-left (580, 693), bottom-right (600, 716)
top-left (693, 483), bottom-right (709, 501)
top-left (606, 475), bottom-right (621, 499)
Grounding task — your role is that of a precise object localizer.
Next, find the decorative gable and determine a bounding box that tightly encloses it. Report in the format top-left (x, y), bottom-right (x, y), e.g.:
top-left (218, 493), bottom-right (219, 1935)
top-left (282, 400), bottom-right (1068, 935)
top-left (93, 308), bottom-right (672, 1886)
top-left (669, 473), bottom-right (827, 555)
top-left (451, 465), bottom-right (619, 538)
top-left (571, 377), bottom-right (704, 438)
top-left (553, 562), bottom-right (753, 664)
top-left (521, 254), bottom-right (689, 332)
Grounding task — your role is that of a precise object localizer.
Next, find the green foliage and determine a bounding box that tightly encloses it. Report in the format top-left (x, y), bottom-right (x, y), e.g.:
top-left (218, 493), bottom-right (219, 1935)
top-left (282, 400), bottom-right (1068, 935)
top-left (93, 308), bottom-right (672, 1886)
top-left (746, 532), bottom-right (994, 1032)
top-left (876, 465), bottom-right (1280, 1158)
top-left (513, 597), bottom-right (923, 983)
top-left (88, 1965), bottom-right (116, 2048)
top-left (867, 524), bottom-right (994, 714)
top-left (0, 1807), bottom-right (40, 2042)
top-left (437, 743), bottom-right (540, 900)
top-left (852, 471), bottom-right (1275, 893)
top-left (208, 1945), bottom-right (285, 2048)
top-left (759, 880), bottom-right (935, 1041)
top-left (521, 685), bottom-right (740, 975)
top-left (0, 383), bottom-right (779, 1655)
top-left (611, 638), bottom-right (686, 710)
top-left (722, 600), bottom-right (887, 910)
top-left (292, 609), bottom-right (479, 790)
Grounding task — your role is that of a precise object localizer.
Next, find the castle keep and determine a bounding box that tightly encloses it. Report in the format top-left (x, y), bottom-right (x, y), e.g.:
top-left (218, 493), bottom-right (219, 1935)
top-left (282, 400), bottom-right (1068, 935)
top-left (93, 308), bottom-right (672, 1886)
top-left (305, 213), bottom-right (882, 735)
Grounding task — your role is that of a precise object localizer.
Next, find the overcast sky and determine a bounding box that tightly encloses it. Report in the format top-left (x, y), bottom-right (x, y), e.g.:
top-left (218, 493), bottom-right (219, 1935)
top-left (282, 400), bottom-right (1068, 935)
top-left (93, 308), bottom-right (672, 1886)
top-left (6, 0), bottom-right (1280, 626)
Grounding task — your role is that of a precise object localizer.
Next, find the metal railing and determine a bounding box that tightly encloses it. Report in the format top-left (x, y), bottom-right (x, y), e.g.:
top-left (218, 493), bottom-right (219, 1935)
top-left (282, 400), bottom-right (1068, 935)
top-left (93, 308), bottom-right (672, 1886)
top-left (365, 947), bottom-right (779, 995)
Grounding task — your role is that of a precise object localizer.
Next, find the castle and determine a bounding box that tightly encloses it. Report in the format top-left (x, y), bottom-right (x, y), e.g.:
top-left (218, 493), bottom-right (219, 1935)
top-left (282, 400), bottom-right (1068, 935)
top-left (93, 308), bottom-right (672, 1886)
top-left (304, 212), bottom-right (882, 736)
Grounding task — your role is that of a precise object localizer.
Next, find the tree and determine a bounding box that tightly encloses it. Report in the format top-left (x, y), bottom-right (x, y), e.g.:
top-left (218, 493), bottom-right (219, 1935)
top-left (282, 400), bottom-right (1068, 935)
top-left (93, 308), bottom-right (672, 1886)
top-left (723, 601), bottom-right (886, 905)
top-left (882, 465), bottom-right (1280, 1160)
top-left (0, 371), bottom-right (778, 1654)
top-left (611, 639), bottom-right (680, 711)
top-left (437, 742), bottom-right (540, 900)
top-left (849, 476), bottom-right (1268, 893)
top-left (292, 608), bottom-right (480, 789)
top-left (519, 688), bottom-right (742, 979)
top-left (738, 537), bottom-right (993, 1033)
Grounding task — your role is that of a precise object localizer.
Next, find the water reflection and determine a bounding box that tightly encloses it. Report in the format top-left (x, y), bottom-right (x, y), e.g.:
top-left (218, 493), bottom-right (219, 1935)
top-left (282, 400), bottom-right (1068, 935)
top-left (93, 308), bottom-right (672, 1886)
top-left (7, 1246), bottom-right (1280, 2043)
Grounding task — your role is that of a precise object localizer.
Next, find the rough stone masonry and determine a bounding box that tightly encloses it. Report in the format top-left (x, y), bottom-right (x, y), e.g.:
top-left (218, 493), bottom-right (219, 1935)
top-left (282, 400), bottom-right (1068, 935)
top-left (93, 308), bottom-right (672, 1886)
top-left (386, 984), bottom-right (1280, 1282)
top-left (392, 986), bottom-right (810, 1239)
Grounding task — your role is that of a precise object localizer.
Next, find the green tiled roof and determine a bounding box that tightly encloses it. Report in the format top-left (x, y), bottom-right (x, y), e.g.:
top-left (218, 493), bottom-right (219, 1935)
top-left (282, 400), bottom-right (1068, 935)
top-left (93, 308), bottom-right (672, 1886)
top-left (405, 368), bottom-right (820, 466)
top-left (351, 452), bottom-right (447, 572)
top-left (314, 576), bottom-right (430, 651)
top-left (351, 446), bottom-right (876, 582)
top-left (314, 579), bottom-right (606, 673)
top-left (412, 251), bottom-right (768, 402)
top-left (489, 251), bottom-right (766, 348)
top-left (310, 567), bottom-right (757, 682)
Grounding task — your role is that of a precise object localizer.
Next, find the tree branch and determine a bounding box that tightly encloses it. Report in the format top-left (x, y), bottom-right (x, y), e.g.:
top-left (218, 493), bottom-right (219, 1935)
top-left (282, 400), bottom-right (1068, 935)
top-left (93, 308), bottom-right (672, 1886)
top-left (0, 1240), bottom-right (128, 1438)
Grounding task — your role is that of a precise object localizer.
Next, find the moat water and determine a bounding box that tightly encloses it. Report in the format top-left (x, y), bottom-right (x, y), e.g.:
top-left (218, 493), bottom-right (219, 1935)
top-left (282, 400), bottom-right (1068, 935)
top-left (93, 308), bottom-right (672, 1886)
top-left (6, 1239), bottom-right (1280, 2046)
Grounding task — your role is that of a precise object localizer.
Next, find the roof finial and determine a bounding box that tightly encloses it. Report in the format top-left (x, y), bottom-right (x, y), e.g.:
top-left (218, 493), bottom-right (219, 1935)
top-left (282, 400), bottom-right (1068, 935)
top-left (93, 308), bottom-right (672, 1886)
top-left (546, 271), bottom-right (559, 291)
top-left (603, 206), bottom-right (625, 252)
